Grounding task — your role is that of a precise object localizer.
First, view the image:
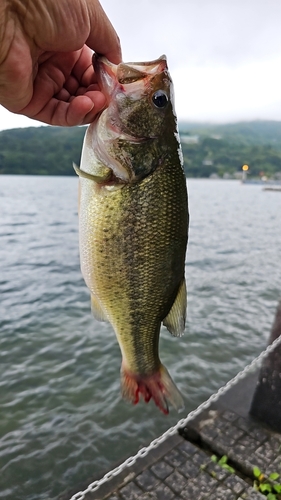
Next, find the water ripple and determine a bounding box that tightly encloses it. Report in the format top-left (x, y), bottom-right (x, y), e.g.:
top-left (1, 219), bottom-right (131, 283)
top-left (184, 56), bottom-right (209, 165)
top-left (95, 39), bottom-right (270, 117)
top-left (0, 177), bottom-right (281, 499)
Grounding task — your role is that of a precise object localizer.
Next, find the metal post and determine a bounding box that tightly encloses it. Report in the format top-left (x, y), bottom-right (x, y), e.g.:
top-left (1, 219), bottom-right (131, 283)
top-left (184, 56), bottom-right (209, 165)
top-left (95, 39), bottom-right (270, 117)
top-left (250, 301), bottom-right (281, 431)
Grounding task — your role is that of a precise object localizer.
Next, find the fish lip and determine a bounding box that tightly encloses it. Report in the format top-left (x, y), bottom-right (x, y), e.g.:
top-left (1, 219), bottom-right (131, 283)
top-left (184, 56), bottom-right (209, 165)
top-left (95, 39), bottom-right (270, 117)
top-left (93, 53), bottom-right (117, 72)
top-left (93, 53), bottom-right (118, 97)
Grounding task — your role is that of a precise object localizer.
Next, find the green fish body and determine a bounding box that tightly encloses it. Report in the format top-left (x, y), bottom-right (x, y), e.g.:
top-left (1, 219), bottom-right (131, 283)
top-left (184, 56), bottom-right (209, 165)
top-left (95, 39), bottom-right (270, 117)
top-left (76, 55), bottom-right (189, 414)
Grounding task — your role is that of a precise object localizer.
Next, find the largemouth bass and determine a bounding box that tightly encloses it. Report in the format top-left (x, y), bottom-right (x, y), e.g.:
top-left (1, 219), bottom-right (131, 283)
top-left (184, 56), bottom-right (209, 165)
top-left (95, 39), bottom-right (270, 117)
top-left (75, 54), bottom-right (189, 414)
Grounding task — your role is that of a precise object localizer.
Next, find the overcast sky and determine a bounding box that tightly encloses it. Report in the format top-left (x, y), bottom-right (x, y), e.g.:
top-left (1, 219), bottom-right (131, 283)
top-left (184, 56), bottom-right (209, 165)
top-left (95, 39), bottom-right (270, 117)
top-left (1, 0), bottom-right (281, 131)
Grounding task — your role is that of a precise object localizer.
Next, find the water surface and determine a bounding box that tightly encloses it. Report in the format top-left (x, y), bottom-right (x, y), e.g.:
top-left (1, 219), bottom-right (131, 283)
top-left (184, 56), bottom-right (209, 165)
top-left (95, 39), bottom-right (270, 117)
top-left (0, 177), bottom-right (280, 499)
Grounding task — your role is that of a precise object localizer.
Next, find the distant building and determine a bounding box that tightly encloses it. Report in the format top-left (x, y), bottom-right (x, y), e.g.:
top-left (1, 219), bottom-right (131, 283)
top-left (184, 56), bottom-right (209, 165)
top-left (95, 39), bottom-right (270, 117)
top-left (223, 172), bottom-right (232, 179)
top-left (234, 171), bottom-right (243, 179)
top-left (202, 158), bottom-right (213, 166)
top-left (180, 135), bottom-right (199, 144)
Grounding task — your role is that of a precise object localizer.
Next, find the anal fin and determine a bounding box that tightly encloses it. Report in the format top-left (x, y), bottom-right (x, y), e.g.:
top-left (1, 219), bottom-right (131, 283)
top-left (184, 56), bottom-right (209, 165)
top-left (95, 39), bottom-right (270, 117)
top-left (91, 294), bottom-right (108, 322)
top-left (163, 279), bottom-right (187, 337)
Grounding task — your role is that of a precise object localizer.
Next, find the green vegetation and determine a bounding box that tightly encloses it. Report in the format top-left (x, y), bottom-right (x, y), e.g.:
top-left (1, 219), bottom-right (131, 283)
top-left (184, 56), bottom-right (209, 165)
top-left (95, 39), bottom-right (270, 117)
top-left (210, 454), bottom-right (235, 473)
top-left (253, 466), bottom-right (281, 499)
top-left (200, 453), bottom-right (235, 476)
top-left (180, 121), bottom-right (281, 178)
top-left (0, 126), bottom-right (85, 176)
top-left (0, 121), bottom-right (281, 178)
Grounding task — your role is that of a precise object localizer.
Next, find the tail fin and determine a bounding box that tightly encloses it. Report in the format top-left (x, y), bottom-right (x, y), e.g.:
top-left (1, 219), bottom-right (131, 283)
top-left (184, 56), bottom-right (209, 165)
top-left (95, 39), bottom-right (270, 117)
top-left (120, 363), bottom-right (184, 415)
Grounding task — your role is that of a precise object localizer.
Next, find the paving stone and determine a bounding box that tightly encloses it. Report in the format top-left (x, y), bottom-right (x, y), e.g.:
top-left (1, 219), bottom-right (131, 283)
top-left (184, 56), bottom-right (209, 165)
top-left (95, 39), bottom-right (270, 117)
top-left (177, 440), bottom-right (197, 457)
top-left (265, 456), bottom-right (281, 476)
top-left (231, 443), bottom-right (248, 458)
top-left (180, 471), bottom-right (215, 499)
top-left (192, 451), bottom-right (209, 467)
top-left (268, 435), bottom-right (281, 452)
top-left (242, 454), bottom-right (265, 471)
top-left (215, 417), bottom-right (229, 431)
top-left (237, 434), bottom-right (258, 452)
top-left (222, 410), bottom-right (239, 423)
top-left (247, 427), bottom-right (269, 444)
top-left (154, 482), bottom-right (176, 500)
top-left (180, 478), bottom-right (201, 499)
top-left (205, 461), bottom-right (230, 481)
top-left (235, 417), bottom-right (254, 434)
top-left (200, 426), bottom-right (218, 441)
top-left (165, 448), bottom-right (187, 468)
top-left (178, 459), bottom-right (200, 479)
top-left (224, 424), bottom-right (244, 441)
top-left (239, 487), bottom-right (265, 499)
top-left (135, 469), bottom-right (160, 491)
top-left (223, 474), bottom-right (249, 495)
top-left (193, 471), bottom-right (217, 494)
top-left (207, 485), bottom-right (237, 500)
top-left (119, 481), bottom-right (143, 499)
top-left (165, 470), bottom-right (188, 494)
top-left (214, 433), bottom-right (236, 449)
top-left (256, 442), bottom-right (277, 462)
top-left (139, 493), bottom-right (158, 500)
top-left (150, 461), bottom-right (174, 480)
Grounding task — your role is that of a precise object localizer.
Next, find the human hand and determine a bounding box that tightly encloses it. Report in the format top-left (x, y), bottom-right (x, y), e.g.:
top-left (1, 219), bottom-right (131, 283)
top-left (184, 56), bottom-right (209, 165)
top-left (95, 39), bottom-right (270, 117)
top-left (0, 0), bottom-right (121, 126)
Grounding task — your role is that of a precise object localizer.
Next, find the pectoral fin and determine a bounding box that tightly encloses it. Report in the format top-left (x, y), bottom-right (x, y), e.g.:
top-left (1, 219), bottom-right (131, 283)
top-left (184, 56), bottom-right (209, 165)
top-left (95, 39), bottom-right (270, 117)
top-left (91, 294), bottom-right (109, 322)
top-left (163, 279), bottom-right (187, 337)
top-left (73, 163), bottom-right (111, 183)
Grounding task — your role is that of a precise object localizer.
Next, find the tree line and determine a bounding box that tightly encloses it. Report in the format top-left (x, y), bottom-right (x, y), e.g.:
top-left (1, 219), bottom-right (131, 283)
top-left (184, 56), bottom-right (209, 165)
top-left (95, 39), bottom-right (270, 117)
top-left (0, 121), bottom-right (281, 178)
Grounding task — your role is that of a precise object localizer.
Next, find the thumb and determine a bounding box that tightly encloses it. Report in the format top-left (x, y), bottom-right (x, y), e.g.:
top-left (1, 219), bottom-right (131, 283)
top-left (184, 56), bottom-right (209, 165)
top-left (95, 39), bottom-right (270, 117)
top-left (86, 0), bottom-right (122, 64)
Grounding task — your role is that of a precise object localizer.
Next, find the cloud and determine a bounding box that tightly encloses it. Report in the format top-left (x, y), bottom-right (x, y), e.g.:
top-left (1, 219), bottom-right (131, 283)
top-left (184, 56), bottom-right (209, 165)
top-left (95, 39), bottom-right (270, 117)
top-left (173, 56), bottom-right (281, 122)
top-left (102, 0), bottom-right (281, 67)
top-left (0, 107), bottom-right (43, 131)
top-left (1, 0), bottom-right (281, 130)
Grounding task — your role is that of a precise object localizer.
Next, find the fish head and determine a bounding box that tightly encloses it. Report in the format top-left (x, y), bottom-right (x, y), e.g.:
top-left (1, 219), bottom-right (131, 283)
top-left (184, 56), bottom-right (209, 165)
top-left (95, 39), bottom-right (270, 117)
top-left (91, 54), bottom-right (178, 182)
top-left (94, 54), bottom-right (174, 140)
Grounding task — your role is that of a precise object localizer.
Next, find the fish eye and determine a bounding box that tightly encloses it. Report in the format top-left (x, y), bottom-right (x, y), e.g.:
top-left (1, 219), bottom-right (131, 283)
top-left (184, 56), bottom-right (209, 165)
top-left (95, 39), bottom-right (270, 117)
top-left (152, 90), bottom-right (168, 109)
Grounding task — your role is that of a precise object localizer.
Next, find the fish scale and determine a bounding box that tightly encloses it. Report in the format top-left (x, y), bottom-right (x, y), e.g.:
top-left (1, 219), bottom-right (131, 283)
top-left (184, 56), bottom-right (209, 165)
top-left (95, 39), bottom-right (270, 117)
top-left (76, 54), bottom-right (189, 414)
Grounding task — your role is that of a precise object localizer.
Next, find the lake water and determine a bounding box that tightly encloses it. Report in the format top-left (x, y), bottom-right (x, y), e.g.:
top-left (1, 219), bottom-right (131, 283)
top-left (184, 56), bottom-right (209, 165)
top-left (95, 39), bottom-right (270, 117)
top-left (0, 176), bottom-right (281, 500)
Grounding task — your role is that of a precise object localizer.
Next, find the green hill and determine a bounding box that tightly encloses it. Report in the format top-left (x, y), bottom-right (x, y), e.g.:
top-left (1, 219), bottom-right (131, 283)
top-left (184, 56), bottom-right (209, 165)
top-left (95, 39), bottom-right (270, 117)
top-left (0, 126), bottom-right (86, 176)
top-left (179, 120), bottom-right (281, 146)
top-left (0, 121), bottom-right (281, 177)
top-left (179, 120), bottom-right (281, 178)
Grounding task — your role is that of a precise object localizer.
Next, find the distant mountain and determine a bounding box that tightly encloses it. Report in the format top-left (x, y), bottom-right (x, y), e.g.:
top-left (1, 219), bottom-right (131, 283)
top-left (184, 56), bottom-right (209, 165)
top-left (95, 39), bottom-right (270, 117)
top-left (179, 120), bottom-right (281, 178)
top-left (0, 126), bottom-right (86, 175)
top-left (179, 120), bottom-right (281, 148)
top-left (0, 121), bottom-right (281, 176)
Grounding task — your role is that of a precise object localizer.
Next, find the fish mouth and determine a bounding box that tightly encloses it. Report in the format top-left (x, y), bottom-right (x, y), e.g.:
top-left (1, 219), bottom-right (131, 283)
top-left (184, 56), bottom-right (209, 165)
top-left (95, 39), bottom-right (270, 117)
top-left (93, 53), bottom-right (168, 89)
top-left (92, 53), bottom-right (168, 99)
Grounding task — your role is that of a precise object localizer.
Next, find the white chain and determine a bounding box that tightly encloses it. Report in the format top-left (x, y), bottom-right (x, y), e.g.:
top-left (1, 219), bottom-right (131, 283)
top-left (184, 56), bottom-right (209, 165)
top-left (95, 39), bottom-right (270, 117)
top-left (69, 335), bottom-right (281, 500)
